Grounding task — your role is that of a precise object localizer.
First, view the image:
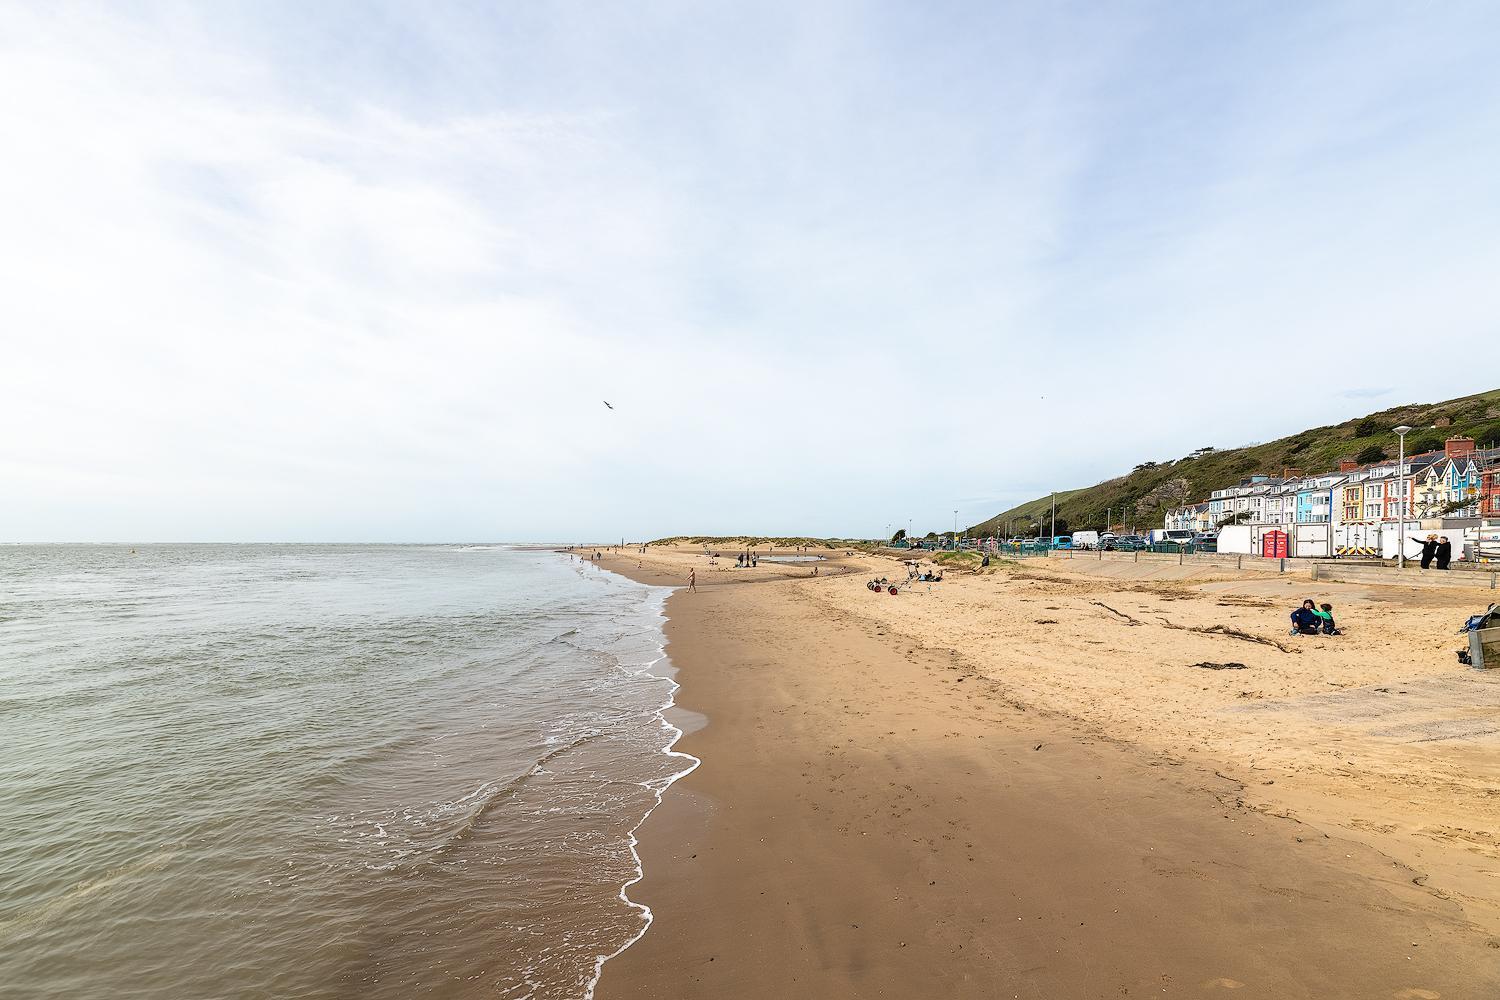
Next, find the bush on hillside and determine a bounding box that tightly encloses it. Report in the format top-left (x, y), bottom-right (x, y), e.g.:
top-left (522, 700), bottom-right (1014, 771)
top-left (1355, 444), bottom-right (1387, 464)
top-left (1354, 418), bottom-right (1379, 437)
top-left (1407, 436), bottom-right (1443, 456)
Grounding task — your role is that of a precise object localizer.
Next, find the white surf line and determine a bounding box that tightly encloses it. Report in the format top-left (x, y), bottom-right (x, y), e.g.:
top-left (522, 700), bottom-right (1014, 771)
top-left (581, 582), bottom-right (701, 1000)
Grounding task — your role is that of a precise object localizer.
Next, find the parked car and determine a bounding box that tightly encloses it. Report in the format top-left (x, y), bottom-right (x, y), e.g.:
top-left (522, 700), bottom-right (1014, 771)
top-left (1107, 535), bottom-right (1148, 551)
top-left (1190, 533), bottom-right (1218, 552)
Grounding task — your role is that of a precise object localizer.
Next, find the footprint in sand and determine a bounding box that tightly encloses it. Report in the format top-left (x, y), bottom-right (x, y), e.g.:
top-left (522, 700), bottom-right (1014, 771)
top-left (1201, 978), bottom-right (1244, 989)
top-left (1393, 991), bottom-right (1440, 1000)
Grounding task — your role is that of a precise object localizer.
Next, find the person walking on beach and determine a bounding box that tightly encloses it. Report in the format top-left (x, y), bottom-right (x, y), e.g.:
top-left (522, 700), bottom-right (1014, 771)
top-left (688, 568), bottom-right (696, 593)
top-left (1436, 536), bottom-right (1453, 570)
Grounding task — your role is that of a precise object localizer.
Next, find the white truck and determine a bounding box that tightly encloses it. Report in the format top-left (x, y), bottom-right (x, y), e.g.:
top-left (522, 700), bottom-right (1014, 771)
top-left (1071, 530), bottom-right (1100, 550)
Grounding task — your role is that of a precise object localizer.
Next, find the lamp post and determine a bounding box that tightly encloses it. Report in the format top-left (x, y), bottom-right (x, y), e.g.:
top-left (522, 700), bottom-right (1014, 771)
top-left (1050, 491), bottom-right (1057, 542)
top-left (953, 509), bottom-right (958, 549)
top-left (1395, 425), bottom-right (1413, 569)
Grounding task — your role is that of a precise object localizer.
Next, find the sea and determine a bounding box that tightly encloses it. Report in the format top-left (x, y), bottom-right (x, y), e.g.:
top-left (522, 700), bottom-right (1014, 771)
top-left (0, 544), bottom-right (694, 1000)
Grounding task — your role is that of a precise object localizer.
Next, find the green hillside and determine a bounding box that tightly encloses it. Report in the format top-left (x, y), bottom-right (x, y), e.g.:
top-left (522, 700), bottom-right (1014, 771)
top-left (970, 388), bottom-right (1500, 538)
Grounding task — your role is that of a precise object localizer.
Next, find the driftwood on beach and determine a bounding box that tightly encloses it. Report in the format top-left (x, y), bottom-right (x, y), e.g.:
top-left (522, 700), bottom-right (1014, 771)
top-left (1155, 617), bottom-right (1301, 654)
top-left (1091, 601), bottom-right (1144, 626)
top-left (1090, 601), bottom-right (1299, 653)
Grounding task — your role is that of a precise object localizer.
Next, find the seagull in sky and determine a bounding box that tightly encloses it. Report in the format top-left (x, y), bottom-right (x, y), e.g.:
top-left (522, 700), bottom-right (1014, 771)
top-left (602, 400), bottom-right (614, 410)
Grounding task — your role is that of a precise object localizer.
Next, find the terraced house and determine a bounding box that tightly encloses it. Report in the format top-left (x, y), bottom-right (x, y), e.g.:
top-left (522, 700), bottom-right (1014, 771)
top-left (1164, 435), bottom-right (1498, 560)
top-left (1412, 437), bottom-right (1485, 518)
top-left (1294, 473), bottom-right (1344, 524)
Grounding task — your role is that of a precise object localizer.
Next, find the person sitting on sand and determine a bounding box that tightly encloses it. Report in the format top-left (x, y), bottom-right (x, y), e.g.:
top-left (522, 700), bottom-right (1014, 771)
top-left (1314, 602), bottom-right (1341, 636)
top-left (1290, 599), bottom-right (1321, 635)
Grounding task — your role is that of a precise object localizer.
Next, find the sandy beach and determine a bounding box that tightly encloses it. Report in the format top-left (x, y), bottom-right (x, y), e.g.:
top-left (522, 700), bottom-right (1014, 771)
top-left (591, 543), bottom-right (1500, 999)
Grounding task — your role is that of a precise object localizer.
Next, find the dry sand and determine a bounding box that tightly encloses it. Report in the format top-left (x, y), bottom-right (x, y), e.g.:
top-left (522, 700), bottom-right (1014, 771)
top-left (586, 544), bottom-right (1500, 998)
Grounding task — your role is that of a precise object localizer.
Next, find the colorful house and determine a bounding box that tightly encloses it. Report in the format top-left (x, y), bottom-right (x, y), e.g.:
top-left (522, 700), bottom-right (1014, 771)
top-left (1412, 438), bottom-right (1483, 517)
top-left (1483, 462), bottom-right (1500, 519)
top-left (1295, 475), bottom-right (1343, 524)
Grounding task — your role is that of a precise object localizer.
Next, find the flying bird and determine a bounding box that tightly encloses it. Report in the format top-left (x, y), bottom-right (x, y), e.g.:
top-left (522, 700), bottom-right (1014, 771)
top-left (602, 400), bottom-right (614, 410)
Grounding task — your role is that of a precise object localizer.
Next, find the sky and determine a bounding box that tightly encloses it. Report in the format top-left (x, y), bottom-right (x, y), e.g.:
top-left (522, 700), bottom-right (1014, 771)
top-left (3, 1), bottom-right (1498, 542)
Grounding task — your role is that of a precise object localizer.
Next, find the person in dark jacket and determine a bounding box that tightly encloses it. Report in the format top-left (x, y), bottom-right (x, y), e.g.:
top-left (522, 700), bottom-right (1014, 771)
top-left (1290, 599), bottom-right (1321, 635)
top-left (1436, 536), bottom-right (1453, 570)
top-left (1417, 534), bottom-right (1439, 569)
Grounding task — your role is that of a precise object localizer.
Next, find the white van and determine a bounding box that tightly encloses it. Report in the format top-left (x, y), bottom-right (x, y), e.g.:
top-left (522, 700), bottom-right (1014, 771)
top-left (1072, 530), bottom-right (1100, 550)
top-left (1148, 529), bottom-right (1194, 545)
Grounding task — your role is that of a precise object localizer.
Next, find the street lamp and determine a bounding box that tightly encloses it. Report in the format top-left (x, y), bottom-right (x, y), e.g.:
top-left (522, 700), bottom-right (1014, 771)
top-left (1394, 425), bottom-right (1413, 569)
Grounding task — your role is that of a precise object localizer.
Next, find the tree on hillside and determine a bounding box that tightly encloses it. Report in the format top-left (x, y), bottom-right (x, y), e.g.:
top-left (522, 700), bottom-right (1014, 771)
top-left (1355, 444), bottom-right (1387, 464)
top-left (890, 528), bottom-right (906, 543)
top-left (1354, 418), bottom-right (1379, 437)
top-left (1408, 436), bottom-right (1442, 455)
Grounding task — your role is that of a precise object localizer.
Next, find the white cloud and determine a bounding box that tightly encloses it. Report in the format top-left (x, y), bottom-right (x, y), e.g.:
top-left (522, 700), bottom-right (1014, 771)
top-left (2, 2), bottom-right (1496, 540)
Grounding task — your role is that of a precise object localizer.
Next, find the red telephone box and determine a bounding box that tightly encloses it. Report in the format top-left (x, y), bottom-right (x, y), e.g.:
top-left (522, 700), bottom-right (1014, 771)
top-left (1261, 530), bottom-right (1288, 559)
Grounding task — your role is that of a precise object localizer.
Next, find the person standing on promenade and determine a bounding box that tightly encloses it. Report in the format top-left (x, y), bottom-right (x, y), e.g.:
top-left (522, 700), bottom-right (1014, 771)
top-left (688, 568), bottom-right (696, 593)
top-left (1418, 534), bottom-right (1439, 569)
top-left (1436, 536), bottom-right (1453, 570)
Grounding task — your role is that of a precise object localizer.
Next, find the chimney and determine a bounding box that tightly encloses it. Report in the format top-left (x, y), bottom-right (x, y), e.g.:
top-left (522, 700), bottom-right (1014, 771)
top-left (1445, 435), bottom-right (1476, 459)
top-left (1338, 457), bottom-right (1358, 472)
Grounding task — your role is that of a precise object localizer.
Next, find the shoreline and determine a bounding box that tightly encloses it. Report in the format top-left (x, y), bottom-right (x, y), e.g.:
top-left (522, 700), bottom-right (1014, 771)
top-left (584, 583), bottom-right (700, 1000)
top-left (589, 545), bottom-right (1500, 997)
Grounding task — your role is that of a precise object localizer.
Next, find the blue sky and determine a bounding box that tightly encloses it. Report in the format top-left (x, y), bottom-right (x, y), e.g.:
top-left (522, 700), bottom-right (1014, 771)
top-left (3, 1), bottom-right (1497, 542)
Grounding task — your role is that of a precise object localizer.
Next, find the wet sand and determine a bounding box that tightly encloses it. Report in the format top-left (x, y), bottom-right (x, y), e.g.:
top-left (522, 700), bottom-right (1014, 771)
top-left (591, 546), bottom-right (1500, 999)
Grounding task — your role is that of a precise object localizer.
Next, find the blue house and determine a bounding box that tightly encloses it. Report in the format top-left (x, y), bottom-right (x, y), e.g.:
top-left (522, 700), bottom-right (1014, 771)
top-left (1294, 475), bottom-right (1344, 524)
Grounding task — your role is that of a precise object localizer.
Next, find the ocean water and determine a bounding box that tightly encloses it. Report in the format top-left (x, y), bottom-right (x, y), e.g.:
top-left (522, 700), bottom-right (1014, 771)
top-left (0, 544), bottom-right (693, 1000)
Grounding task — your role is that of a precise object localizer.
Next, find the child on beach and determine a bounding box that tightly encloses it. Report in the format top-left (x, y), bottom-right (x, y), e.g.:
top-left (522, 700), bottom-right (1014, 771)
top-left (1314, 603), bottom-right (1340, 635)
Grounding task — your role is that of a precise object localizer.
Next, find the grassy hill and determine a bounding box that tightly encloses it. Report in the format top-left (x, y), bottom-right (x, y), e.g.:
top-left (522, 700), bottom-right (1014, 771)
top-left (970, 388), bottom-right (1500, 538)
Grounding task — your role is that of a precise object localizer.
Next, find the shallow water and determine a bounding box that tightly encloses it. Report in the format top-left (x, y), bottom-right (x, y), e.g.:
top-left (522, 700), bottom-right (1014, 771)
top-left (0, 544), bottom-right (691, 999)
